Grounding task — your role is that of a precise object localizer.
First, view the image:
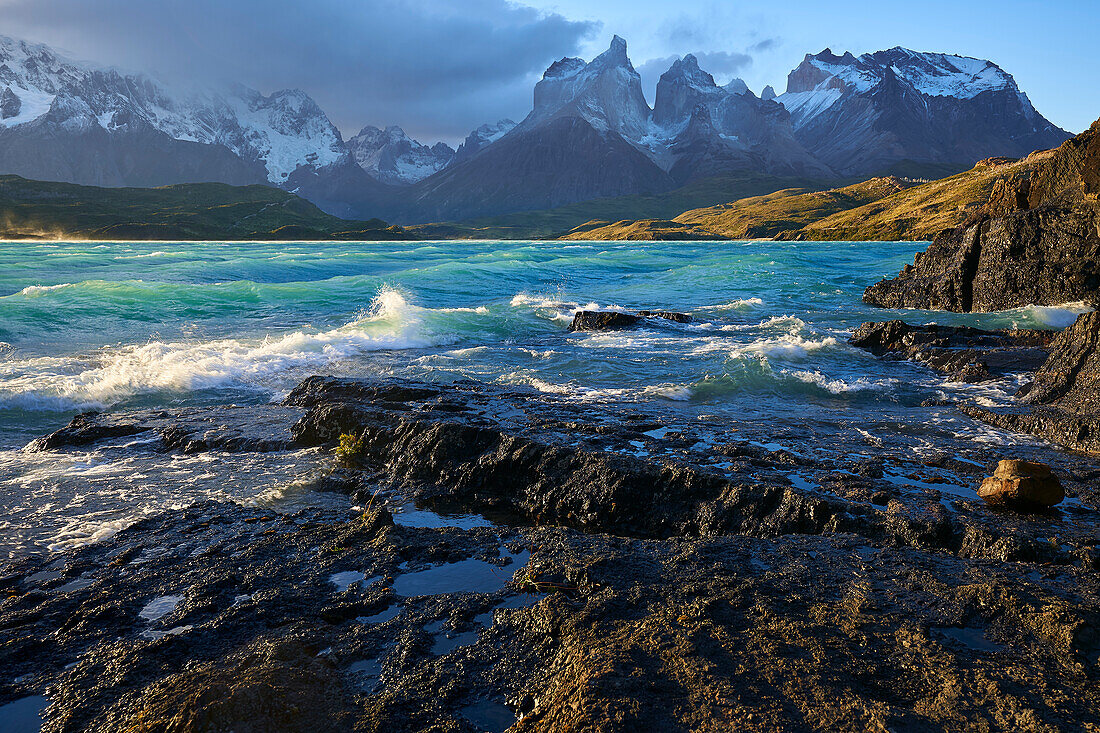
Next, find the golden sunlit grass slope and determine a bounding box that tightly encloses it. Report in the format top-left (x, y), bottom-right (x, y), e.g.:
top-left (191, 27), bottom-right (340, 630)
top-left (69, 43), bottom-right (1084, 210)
top-left (556, 155), bottom-right (1051, 241)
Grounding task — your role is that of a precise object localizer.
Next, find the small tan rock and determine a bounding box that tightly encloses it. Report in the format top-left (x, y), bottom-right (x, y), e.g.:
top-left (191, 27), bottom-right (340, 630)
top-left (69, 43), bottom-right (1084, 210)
top-left (978, 459), bottom-right (1064, 509)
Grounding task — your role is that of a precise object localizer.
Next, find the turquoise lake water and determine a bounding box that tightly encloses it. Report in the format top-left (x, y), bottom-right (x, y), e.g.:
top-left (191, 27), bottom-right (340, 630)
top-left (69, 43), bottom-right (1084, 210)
top-left (0, 239), bottom-right (1088, 555)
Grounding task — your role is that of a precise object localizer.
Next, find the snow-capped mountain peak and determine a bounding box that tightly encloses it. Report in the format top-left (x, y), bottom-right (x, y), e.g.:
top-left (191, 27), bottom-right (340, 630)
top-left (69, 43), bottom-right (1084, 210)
top-left (346, 124), bottom-right (455, 186)
top-left (454, 118), bottom-right (517, 162)
top-left (868, 47), bottom-right (1014, 99)
top-left (775, 46), bottom-right (1068, 176)
top-left (529, 36), bottom-right (650, 141)
top-left (780, 47), bottom-right (1022, 130)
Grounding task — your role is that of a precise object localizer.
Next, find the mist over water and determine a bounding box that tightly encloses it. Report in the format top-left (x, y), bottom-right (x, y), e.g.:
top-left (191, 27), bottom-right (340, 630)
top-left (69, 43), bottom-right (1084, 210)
top-left (0, 239), bottom-right (1087, 555)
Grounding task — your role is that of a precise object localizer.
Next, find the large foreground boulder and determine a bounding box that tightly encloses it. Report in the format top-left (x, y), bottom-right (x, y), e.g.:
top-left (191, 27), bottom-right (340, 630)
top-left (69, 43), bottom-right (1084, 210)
top-left (865, 119), bottom-right (1100, 312)
top-left (978, 459), bottom-right (1064, 510)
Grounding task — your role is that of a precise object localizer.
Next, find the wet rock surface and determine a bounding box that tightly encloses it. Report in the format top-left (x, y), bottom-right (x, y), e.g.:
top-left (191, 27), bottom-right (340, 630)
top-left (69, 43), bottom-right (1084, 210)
top-left (7, 375), bottom-right (1100, 731)
top-left (3, 502), bottom-right (1099, 731)
top-left (849, 320), bottom-right (1056, 382)
top-left (864, 119), bottom-right (1100, 312)
top-left (963, 311), bottom-right (1100, 454)
top-left (568, 310), bottom-right (692, 332)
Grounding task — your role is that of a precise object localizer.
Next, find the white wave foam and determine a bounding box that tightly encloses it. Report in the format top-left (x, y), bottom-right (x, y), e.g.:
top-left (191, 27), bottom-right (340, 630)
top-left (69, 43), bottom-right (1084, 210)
top-left (712, 334), bottom-right (840, 360)
top-left (717, 315), bottom-right (807, 333)
top-left (0, 286), bottom-right (480, 410)
top-left (509, 291), bottom-right (621, 326)
top-left (697, 297), bottom-right (764, 311)
top-left (1015, 301), bottom-right (1093, 329)
top-left (642, 384), bottom-right (694, 401)
top-left (784, 369), bottom-right (893, 394)
top-left (12, 283), bottom-right (74, 296)
top-left (114, 251), bottom-right (171, 260)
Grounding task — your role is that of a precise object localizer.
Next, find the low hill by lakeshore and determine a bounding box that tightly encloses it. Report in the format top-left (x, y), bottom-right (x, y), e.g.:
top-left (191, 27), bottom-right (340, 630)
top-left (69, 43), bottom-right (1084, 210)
top-left (0, 176), bottom-right (408, 241)
top-left (556, 155), bottom-right (1049, 241)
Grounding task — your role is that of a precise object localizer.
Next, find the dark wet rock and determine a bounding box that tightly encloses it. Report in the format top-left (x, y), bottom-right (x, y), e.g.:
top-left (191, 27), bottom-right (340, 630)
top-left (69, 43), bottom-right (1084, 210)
top-left (1023, 310), bottom-right (1100, 409)
top-left (10, 372), bottom-right (1100, 730)
top-left (279, 377), bottom-right (1100, 567)
top-left (978, 459), bottom-right (1064, 510)
top-left (26, 406), bottom-right (301, 454)
top-left (966, 312), bottom-right (1100, 453)
top-left (25, 412), bottom-right (146, 451)
top-left (849, 320), bottom-right (1055, 382)
top-left (569, 310), bottom-right (692, 331)
top-left (863, 208), bottom-right (1100, 311)
top-left (25, 376), bottom-right (1100, 569)
top-left (865, 119), bottom-right (1100, 312)
top-left (2, 503), bottom-right (1099, 732)
top-left (636, 310), bottom-right (692, 323)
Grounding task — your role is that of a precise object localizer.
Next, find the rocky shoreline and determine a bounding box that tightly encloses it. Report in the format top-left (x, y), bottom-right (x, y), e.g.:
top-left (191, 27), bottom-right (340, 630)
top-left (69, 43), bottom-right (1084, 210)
top-left (864, 120), bottom-right (1100, 312)
top-left (3, 361), bottom-right (1100, 731)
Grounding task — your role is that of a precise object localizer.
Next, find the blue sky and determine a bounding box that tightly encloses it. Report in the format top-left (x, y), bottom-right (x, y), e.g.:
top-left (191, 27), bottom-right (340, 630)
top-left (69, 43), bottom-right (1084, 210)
top-left (0, 0), bottom-right (1094, 142)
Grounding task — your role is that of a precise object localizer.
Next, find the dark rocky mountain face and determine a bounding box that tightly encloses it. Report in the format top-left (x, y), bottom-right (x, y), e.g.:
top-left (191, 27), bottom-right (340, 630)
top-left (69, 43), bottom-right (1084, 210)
top-left (652, 55), bottom-right (833, 183)
top-left (399, 115), bottom-right (673, 223)
top-left (779, 47), bottom-right (1071, 176)
top-left (388, 38), bottom-right (674, 223)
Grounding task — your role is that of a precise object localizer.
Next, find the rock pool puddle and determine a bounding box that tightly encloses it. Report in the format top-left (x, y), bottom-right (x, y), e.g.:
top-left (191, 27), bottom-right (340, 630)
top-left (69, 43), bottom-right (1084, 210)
top-left (0, 695), bottom-right (48, 733)
top-left (329, 571), bottom-right (381, 592)
top-left (392, 549), bottom-right (531, 598)
top-left (461, 699), bottom-right (515, 733)
top-left (934, 626), bottom-right (1004, 653)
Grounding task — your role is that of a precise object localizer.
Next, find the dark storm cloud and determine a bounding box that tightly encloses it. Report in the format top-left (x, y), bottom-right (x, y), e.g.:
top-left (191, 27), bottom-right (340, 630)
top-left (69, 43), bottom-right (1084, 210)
top-left (749, 37), bottom-right (780, 53)
top-left (0, 0), bottom-right (597, 142)
top-left (636, 50), bottom-right (754, 102)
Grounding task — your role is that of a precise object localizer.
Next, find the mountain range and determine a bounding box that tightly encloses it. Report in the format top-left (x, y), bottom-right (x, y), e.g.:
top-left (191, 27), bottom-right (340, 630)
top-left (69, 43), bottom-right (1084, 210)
top-left (0, 34), bottom-right (1071, 224)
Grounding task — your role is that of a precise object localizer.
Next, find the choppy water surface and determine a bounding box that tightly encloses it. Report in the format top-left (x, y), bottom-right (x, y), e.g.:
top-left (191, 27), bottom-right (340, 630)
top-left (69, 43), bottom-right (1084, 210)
top-left (0, 239), bottom-right (1087, 556)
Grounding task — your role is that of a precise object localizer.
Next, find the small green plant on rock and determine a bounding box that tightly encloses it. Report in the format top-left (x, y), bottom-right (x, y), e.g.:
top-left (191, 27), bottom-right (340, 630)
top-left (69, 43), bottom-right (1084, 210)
top-left (335, 432), bottom-right (365, 463)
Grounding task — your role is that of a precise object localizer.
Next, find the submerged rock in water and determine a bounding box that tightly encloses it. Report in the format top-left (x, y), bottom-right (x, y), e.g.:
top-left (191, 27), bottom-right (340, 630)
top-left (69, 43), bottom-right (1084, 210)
top-left (864, 119), bottom-right (1100, 312)
top-left (569, 310), bottom-right (692, 331)
top-left (979, 459), bottom-right (1064, 509)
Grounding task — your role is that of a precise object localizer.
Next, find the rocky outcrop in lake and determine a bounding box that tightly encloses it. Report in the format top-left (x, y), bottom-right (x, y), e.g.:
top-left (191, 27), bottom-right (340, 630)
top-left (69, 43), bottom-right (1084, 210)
top-left (864, 119), bottom-right (1100, 311)
top-left (848, 320), bottom-right (1056, 382)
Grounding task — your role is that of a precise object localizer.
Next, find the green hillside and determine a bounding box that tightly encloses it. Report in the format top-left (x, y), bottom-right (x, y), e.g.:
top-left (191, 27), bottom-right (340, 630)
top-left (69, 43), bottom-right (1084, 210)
top-left (0, 176), bottom-right (407, 241)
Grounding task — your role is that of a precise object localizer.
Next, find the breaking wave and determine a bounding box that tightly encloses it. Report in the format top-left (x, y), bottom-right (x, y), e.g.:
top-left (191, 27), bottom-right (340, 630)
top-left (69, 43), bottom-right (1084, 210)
top-left (0, 286), bottom-right (490, 411)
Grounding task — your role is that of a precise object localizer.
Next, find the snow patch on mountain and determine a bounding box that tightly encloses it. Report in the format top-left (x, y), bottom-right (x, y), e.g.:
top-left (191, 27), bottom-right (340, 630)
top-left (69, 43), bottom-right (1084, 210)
top-left (775, 88), bottom-right (843, 128)
top-left (0, 84), bottom-right (54, 127)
